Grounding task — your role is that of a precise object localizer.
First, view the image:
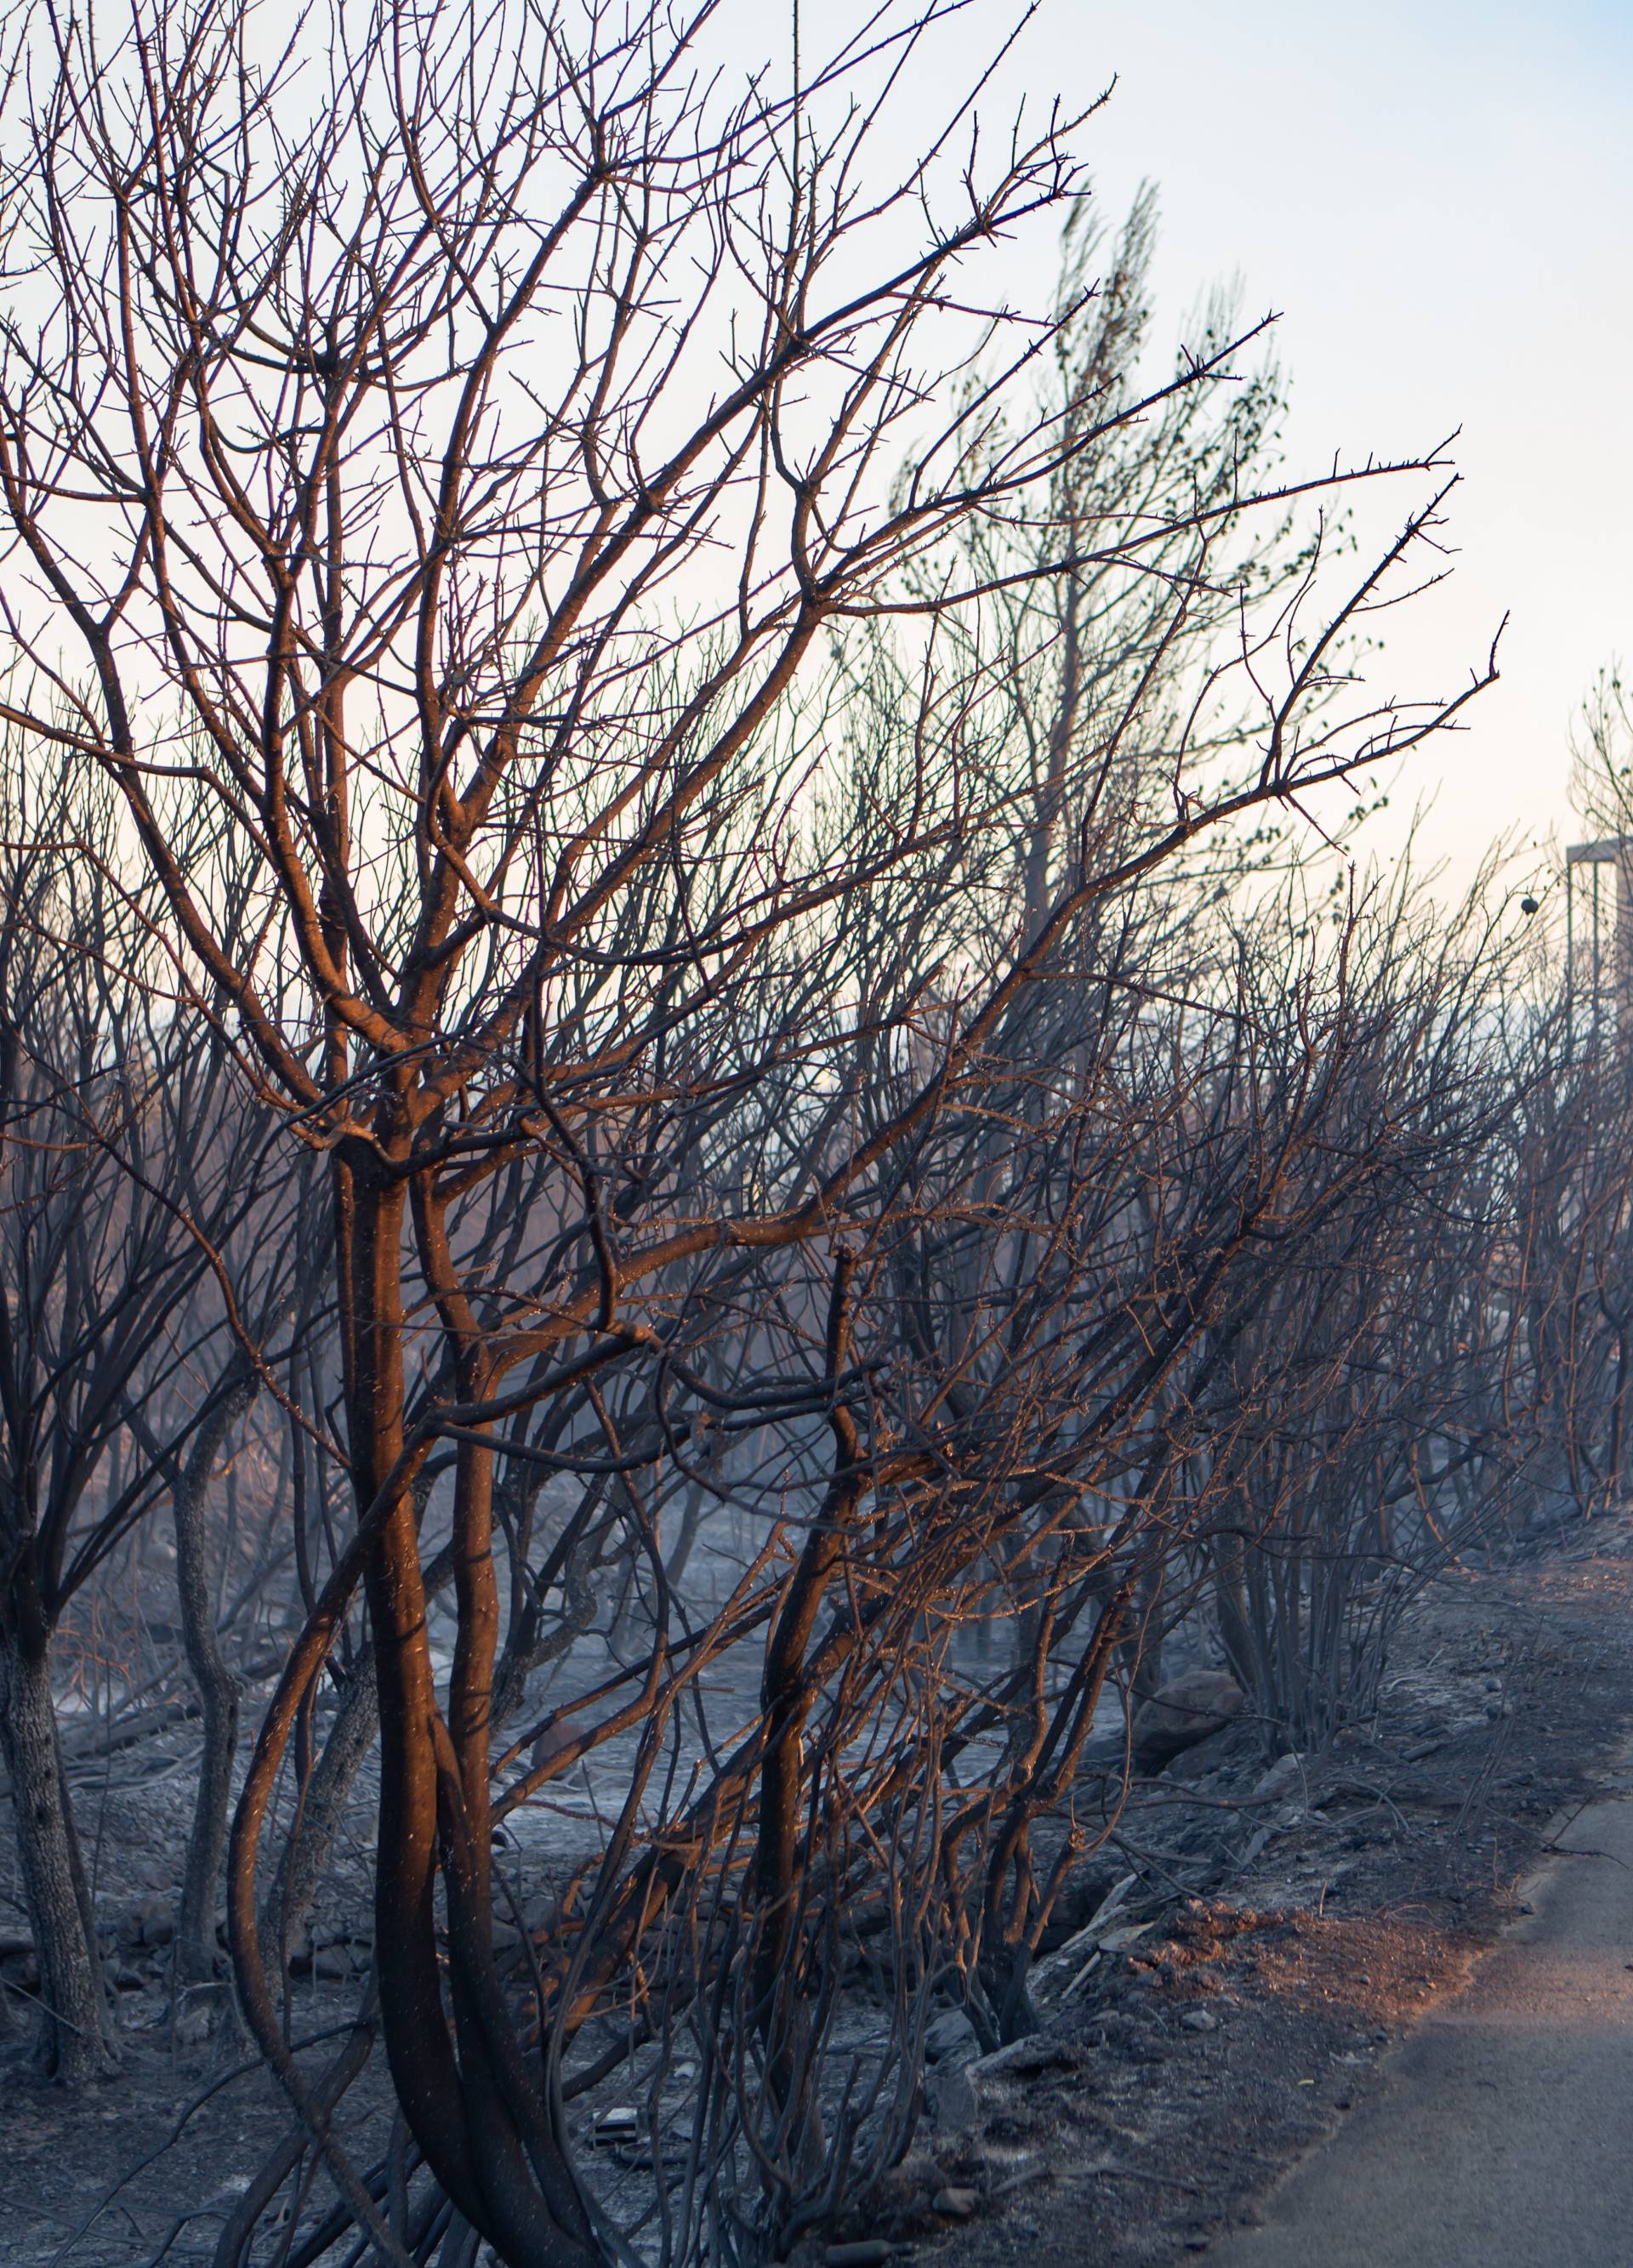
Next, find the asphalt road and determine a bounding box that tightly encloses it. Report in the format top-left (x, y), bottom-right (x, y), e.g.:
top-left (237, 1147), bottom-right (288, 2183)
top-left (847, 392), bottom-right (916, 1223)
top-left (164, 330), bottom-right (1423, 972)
top-left (1209, 1761), bottom-right (1633, 2268)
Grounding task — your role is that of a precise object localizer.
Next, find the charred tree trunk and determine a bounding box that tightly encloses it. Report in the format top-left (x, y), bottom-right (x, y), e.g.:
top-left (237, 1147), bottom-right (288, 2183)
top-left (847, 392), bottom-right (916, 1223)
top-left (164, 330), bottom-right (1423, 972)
top-left (174, 1365), bottom-right (259, 1987)
top-left (265, 1501), bottom-right (462, 1980)
top-left (0, 1613), bottom-right (116, 2081)
top-left (346, 1154), bottom-right (597, 2268)
top-left (749, 1255), bottom-right (860, 2205)
top-left (261, 1647), bottom-right (380, 1976)
top-left (976, 1586), bottom-right (1129, 2045)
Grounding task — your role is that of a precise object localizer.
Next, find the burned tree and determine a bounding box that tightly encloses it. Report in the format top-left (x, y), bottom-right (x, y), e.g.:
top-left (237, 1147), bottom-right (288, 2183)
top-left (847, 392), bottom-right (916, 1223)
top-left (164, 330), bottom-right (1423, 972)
top-left (0, 0), bottom-right (1493, 2250)
top-left (0, 754), bottom-right (295, 2077)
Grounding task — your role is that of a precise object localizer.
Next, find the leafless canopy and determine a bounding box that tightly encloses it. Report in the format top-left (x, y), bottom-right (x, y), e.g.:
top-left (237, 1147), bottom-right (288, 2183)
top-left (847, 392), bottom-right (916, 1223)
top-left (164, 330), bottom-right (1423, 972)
top-left (0, 0), bottom-right (1510, 2258)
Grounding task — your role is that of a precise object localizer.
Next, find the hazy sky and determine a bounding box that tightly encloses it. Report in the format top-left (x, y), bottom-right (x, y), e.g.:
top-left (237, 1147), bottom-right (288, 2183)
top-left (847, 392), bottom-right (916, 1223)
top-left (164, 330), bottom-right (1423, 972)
top-left (993, 0), bottom-right (1633, 889)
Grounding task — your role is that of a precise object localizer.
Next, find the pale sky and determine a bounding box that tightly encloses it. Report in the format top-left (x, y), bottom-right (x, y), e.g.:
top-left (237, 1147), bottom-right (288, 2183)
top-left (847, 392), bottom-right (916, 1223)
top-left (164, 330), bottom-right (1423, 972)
top-left (981, 0), bottom-right (1633, 889)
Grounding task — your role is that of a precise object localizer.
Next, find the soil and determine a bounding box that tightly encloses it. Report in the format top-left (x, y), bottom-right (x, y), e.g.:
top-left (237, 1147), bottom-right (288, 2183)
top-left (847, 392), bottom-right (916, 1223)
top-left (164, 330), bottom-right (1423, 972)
top-left (4, 1518), bottom-right (1632, 2268)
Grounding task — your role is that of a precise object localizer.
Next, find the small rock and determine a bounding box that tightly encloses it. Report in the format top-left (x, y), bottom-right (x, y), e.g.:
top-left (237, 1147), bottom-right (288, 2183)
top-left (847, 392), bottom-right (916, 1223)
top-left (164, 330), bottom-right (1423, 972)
top-left (1180, 2009), bottom-right (1219, 2032)
top-left (1131, 1672), bottom-right (1245, 1774)
top-left (591, 2106), bottom-right (640, 2146)
top-left (823, 2244), bottom-right (891, 2268)
top-left (978, 2035), bottom-right (1044, 2076)
top-left (125, 1896), bottom-right (176, 1950)
top-left (1249, 1753), bottom-right (1307, 1806)
top-left (111, 1964), bottom-right (146, 1992)
top-left (925, 2009), bottom-right (978, 2064)
top-left (174, 2004), bottom-right (213, 2046)
top-left (312, 1946), bottom-right (356, 1981)
top-left (973, 2032), bottom-right (1075, 2078)
top-left (931, 2188), bottom-right (976, 2220)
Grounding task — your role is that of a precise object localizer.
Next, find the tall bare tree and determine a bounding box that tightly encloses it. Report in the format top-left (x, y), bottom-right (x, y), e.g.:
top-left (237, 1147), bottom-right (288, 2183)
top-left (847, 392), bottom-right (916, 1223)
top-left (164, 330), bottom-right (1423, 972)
top-left (0, 0), bottom-right (1493, 2249)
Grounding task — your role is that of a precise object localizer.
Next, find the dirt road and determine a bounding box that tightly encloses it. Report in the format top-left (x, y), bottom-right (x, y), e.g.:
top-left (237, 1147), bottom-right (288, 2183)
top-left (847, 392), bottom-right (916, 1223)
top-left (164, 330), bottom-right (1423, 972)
top-left (1210, 1754), bottom-right (1633, 2268)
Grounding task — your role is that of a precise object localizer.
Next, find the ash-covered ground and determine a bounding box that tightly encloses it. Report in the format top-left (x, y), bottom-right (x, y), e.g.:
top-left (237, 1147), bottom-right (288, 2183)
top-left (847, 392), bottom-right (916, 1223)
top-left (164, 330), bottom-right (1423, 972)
top-left (4, 1519), bottom-right (1631, 2268)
